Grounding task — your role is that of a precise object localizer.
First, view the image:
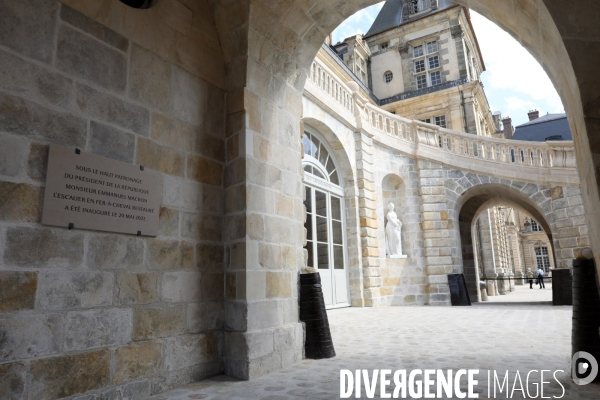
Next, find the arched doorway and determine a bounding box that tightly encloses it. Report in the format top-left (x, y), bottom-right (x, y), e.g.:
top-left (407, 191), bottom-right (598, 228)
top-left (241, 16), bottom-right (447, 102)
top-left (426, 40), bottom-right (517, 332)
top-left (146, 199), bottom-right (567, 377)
top-left (302, 127), bottom-right (350, 308)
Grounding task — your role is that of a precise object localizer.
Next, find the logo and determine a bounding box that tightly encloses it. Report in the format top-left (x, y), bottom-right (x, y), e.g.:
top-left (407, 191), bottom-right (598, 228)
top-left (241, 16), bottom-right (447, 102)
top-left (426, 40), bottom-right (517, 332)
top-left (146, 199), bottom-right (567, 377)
top-left (572, 351), bottom-right (598, 385)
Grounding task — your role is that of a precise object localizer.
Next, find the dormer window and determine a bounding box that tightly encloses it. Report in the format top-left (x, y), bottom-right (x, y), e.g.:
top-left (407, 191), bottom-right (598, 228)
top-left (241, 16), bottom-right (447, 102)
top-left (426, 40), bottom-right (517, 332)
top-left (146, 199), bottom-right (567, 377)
top-left (409, 0), bottom-right (432, 15)
top-left (380, 42), bottom-right (389, 50)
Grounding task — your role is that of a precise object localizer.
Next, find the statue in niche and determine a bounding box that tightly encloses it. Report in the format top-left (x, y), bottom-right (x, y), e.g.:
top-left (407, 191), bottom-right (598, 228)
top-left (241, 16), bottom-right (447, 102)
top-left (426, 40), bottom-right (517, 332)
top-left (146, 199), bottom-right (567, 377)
top-left (386, 202), bottom-right (405, 258)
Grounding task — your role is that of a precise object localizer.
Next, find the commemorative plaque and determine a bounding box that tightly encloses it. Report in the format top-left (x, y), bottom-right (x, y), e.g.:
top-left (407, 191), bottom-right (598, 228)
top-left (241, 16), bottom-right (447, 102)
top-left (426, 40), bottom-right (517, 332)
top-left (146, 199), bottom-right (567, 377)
top-left (41, 144), bottom-right (162, 236)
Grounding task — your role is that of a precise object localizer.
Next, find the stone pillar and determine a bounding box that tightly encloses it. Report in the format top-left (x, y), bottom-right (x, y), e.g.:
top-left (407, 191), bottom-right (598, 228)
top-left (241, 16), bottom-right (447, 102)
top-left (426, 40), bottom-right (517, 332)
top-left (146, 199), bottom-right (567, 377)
top-left (355, 131), bottom-right (382, 307)
top-left (418, 160), bottom-right (452, 306)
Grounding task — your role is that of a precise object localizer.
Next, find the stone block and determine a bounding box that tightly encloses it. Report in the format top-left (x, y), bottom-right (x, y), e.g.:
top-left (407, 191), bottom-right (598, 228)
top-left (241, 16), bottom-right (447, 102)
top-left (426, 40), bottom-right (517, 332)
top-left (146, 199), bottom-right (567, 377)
top-left (89, 121), bottom-right (135, 163)
top-left (0, 91), bottom-right (87, 146)
top-left (0, 0), bottom-right (57, 63)
top-left (0, 133), bottom-right (27, 177)
top-left (114, 341), bottom-right (163, 384)
top-left (225, 301), bottom-right (248, 332)
top-left (87, 234), bottom-right (144, 269)
top-left (0, 362), bottom-right (26, 399)
top-left (129, 45), bottom-right (172, 113)
top-left (197, 243), bottom-right (224, 272)
top-left (159, 207), bottom-right (180, 236)
top-left (259, 243), bottom-right (282, 270)
top-left (246, 330), bottom-right (275, 360)
top-left (171, 67), bottom-right (206, 127)
top-left (0, 181), bottom-right (43, 223)
top-left (146, 239), bottom-right (194, 270)
top-left (5, 227), bottom-right (83, 268)
top-left (197, 132), bottom-right (226, 163)
top-left (0, 48), bottom-right (77, 110)
top-left (274, 325), bottom-right (295, 352)
top-left (187, 302), bottom-right (225, 333)
top-left (116, 272), bottom-right (159, 305)
top-left (64, 308), bottom-right (132, 351)
top-left (76, 84), bottom-right (149, 135)
top-left (181, 212), bottom-right (222, 241)
top-left (60, 5), bottom-right (129, 52)
top-left (28, 142), bottom-right (49, 182)
top-left (186, 154), bottom-right (223, 186)
top-left (134, 305), bottom-right (186, 341)
top-left (136, 137), bottom-right (185, 177)
top-left (202, 273), bottom-right (224, 300)
top-left (0, 313), bottom-right (62, 361)
top-left (266, 272), bottom-right (292, 298)
top-left (151, 113), bottom-right (197, 150)
top-left (162, 271), bottom-right (202, 302)
top-left (164, 333), bottom-right (221, 371)
top-left (247, 300), bottom-right (283, 331)
top-left (162, 175), bottom-right (201, 210)
top-left (56, 25), bottom-right (127, 92)
top-left (0, 271), bottom-right (37, 312)
top-left (29, 349), bottom-right (110, 400)
top-left (37, 271), bottom-right (113, 310)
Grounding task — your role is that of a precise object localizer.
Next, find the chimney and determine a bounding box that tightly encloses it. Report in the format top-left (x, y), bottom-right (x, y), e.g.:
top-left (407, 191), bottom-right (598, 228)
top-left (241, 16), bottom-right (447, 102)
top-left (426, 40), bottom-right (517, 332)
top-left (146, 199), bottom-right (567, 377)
top-left (528, 109), bottom-right (539, 121)
top-left (502, 116), bottom-right (514, 139)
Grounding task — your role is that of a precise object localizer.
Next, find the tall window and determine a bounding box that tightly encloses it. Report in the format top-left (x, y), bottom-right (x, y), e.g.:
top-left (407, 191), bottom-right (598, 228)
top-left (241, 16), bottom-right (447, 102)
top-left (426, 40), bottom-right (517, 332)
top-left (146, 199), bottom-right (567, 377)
top-left (302, 130), bottom-right (348, 308)
top-left (535, 247), bottom-right (550, 272)
top-left (531, 220), bottom-right (543, 232)
top-left (413, 40), bottom-right (442, 90)
top-left (354, 54), bottom-right (367, 85)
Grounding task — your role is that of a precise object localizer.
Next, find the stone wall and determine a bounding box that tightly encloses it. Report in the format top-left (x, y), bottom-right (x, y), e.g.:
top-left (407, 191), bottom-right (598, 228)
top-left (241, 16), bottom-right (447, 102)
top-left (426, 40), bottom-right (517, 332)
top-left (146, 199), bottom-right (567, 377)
top-left (0, 0), bottom-right (227, 398)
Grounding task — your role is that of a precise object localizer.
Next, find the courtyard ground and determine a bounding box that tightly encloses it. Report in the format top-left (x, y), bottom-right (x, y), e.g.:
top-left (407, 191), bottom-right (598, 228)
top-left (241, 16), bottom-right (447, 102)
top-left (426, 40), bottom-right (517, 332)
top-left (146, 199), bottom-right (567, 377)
top-left (148, 284), bottom-right (600, 399)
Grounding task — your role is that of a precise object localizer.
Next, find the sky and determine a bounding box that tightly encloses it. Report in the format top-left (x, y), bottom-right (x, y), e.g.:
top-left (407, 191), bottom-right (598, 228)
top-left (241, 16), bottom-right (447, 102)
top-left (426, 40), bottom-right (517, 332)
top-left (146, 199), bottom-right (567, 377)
top-left (331, 4), bottom-right (564, 127)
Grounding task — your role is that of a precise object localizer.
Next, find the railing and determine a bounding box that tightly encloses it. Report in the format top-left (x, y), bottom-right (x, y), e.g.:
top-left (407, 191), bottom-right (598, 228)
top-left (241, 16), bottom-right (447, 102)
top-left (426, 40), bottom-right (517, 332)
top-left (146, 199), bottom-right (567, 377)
top-left (305, 57), bottom-right (577, 172)
top-left (308, 61), bottom-right (354, 113)
top-left (362, 100), bottom-right (576, 169)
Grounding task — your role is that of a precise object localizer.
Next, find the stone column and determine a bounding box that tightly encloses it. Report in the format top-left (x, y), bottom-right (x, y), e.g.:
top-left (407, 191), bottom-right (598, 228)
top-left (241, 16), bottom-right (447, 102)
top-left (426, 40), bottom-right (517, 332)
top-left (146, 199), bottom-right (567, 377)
top-left (355, 131), bottom-right (382, 307)
top-left (418, 159), bottom-right (452, 305)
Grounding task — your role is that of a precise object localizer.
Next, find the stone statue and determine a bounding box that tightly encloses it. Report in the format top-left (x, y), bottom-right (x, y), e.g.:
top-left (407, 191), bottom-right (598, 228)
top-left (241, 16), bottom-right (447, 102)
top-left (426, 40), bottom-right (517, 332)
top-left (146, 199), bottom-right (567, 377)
top-left (385, 202), bottom-right (405, 258)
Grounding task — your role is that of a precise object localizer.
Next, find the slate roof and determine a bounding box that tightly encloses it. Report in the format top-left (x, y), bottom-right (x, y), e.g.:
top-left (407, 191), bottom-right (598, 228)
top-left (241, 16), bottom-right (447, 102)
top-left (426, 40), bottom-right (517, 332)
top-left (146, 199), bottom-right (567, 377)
top-left (365, 0), bottom-right (456, 38)
top-left (512, 113), bottom-right (572, 142)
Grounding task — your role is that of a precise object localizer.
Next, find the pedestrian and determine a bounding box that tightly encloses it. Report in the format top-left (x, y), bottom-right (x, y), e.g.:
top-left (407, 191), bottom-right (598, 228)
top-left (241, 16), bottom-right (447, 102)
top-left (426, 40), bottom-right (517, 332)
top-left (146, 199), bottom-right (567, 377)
top-left (537, 267), bottom-right (545, 289)
top-left (526, 268), bottom-right (534, 289)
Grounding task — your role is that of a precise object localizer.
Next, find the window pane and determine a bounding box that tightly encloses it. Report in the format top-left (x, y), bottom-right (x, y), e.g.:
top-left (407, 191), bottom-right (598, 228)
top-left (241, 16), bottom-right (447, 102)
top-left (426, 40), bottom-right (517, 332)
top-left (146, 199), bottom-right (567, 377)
top-left (303, 164), bottom-right (312, 174)
top-left (435, 115), bottom-right (446, 128)
top-left (304, 187), bottom-right (312, 213)
top-left (325, 156), bottom-right (336, 176)
top-left (428, 55), bottom-right (439, 69)
top-left (426, 41), bottom-right (438, 53)
top-left (302, 134), bottom-right (311, 155)
top-left (318, 143), bottom-right (329, 167)
top-left (331, 197), bottom-right (342, 220)
top-left (316, 216), bottom-right (328, 242)
top-left (329, 170), bottom-right (339, 185)
top-left (332, 220), bottom-right (343, 245)
top-left (312, 167), bottom-right (325, 180)
top-left (430, 71), bottom-right (441, 86)
top-left (315, 190), bottom-right (327, 217)
top-left (413, 45), bottom-right (423, 58)
top-left (306, 241), bottom-right (314, 267)
top-left (416, 74), bottom-right (427, 89)
top-left (333, 245), bottom-right (344, 269)
top-left (317, 243), bottom-right (329, 269)
top-left (305, 214), bottom-right (313, 241)
top-left (311, 137), bottom-right (320, 159)
top-left (414, 60), bottom-right (425, 73)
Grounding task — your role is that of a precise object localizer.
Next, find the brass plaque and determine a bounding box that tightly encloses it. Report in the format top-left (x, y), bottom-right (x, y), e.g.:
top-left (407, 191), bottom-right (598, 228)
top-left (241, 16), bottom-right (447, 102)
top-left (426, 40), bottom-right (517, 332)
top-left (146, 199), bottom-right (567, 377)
top-left (42, 144), bottom-right (162, 236)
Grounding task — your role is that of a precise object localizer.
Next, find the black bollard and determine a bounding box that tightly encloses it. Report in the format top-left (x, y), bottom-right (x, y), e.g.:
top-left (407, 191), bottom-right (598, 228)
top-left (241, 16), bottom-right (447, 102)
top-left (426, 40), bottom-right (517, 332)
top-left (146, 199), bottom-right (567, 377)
top-left (572, 259), bottom-right (600, 383)
top-left (299, 272), bottom-right (336, 359)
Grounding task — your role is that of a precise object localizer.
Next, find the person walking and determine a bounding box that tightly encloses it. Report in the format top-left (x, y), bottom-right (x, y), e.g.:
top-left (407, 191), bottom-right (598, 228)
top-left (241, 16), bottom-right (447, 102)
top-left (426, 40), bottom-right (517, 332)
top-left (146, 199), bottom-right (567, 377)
top-left (526, 268), bottom-right (535, 289)
top-left (537, 267), bottom-right (545, 289)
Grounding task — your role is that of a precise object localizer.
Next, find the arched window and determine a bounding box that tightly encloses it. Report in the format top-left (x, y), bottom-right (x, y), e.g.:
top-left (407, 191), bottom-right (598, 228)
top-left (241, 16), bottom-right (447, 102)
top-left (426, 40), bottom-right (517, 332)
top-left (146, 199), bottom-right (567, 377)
top-left (384, 71), bottom-right (394, 83)
top-left (302, 129), bottom-right (348, 308)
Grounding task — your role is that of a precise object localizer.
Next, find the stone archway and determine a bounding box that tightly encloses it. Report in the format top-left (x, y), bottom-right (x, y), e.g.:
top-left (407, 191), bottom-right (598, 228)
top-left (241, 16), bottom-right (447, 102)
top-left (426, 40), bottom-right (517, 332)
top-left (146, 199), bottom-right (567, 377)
top-left (452, 179), bottom-right (586, 300)
top-left (209, 0), bottom-right (600, 378)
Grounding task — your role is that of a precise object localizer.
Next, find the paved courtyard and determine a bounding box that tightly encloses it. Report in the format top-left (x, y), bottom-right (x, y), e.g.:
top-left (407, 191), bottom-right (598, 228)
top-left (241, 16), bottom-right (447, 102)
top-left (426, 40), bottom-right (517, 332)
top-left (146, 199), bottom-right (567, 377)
top-left (149, 286), bottom-right (600, 399)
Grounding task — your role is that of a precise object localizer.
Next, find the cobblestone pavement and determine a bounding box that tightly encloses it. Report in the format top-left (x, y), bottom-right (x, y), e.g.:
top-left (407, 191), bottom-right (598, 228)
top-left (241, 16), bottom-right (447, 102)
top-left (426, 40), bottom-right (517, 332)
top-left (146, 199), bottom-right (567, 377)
top-left (485, 281), bottom-right (553, 303)
top-left (149, 292), bottom-right (600, 400)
